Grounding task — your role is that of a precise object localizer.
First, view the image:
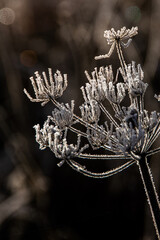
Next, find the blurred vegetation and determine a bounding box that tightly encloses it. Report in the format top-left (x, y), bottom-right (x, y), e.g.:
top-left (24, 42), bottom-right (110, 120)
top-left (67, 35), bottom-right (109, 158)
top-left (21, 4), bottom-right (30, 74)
top-left (0, 0), bottom-right (160, 239)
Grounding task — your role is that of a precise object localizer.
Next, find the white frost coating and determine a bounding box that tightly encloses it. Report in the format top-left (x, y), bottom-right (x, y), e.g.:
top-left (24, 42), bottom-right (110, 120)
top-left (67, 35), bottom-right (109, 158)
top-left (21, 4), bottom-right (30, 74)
top-left (24, 26), bottom-right (160, 173)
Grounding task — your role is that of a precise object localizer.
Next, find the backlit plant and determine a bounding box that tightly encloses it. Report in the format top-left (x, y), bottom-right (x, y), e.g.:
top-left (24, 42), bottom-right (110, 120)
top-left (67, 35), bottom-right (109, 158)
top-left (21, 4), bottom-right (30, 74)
top-left (24, 26), bottom-right (160, 239)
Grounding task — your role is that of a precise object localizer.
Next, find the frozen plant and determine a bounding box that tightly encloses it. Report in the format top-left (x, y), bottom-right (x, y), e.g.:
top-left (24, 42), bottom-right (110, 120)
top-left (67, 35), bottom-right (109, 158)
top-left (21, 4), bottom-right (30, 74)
top-left (24, 26), bottom-right (160, 239)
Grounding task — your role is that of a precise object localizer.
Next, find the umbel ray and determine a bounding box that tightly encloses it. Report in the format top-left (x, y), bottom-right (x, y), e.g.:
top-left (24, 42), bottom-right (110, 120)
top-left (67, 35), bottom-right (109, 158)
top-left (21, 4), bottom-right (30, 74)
top-left (24, 26), bottom-right (160, 239)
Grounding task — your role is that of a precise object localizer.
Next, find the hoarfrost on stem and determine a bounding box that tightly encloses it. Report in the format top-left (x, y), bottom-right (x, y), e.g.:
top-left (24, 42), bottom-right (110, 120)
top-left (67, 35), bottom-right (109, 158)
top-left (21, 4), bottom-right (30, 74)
top-left (24, 26), bottom-right (160, 239)
top-left (24, 26), bottom-right (160, 168)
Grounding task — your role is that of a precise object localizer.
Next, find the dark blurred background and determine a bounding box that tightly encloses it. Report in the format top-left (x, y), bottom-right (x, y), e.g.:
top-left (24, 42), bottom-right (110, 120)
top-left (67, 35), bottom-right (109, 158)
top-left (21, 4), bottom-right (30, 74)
top-left (0, 0), bottom-right (160, 239)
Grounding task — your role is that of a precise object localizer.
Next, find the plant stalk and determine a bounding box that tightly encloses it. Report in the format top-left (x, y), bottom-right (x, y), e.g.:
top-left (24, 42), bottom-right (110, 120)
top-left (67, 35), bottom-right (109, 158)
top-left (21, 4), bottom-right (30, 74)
top-left (138, 156), bottom-right (160, 239)
top-left (116, 41), bottom-right (126, 75)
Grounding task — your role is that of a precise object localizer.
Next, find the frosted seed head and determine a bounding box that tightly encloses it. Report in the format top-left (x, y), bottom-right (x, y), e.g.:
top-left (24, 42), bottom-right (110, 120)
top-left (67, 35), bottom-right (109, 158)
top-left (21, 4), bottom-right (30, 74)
top-left (80, 100), bottom-right (101, 124)
top-left (96, 27), bottom-right (138, 60)
top-left (104, 26), bottom-right (138, 45)
top-left (52, 101), bottom-right (74, 130)
top-left (124, 108), bottom-right (138, 129)
top-left (24, 69), bottom-right (68, 106)
top-left (106, 81), bottom-right (126, 104)
top-left (124, 62), bottom-right (147, 98)
top-left (53, 133), bottom-right (89, 160)
top-left (87, 124), bottom-right (108, 149)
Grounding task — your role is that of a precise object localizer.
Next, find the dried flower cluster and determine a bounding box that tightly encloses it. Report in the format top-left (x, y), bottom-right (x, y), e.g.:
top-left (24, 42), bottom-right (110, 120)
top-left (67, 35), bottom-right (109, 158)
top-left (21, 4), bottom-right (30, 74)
top-left (24, 27), bottom-right (160, 174)
top-left (24, 69), bottom-right (67, 106)
top-left (95, 26), bottom-right (138, 59)
top-left (24, 26), bottom-right (160, 238)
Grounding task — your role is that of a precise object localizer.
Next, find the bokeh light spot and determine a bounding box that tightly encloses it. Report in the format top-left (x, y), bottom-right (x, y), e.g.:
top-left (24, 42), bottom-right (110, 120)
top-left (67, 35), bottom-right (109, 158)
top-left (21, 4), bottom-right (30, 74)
top-left (20, 50), bottom-right (37, 67)
top-left (0, 7), bottom-right (15, 25)
top-left (125, 6), bottom-right (141, 23)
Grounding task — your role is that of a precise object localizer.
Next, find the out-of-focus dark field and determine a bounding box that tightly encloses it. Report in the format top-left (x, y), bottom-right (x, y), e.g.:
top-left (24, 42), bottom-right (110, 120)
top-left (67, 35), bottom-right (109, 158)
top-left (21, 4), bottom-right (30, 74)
top-left (0, 0), bottom-right (160, 239)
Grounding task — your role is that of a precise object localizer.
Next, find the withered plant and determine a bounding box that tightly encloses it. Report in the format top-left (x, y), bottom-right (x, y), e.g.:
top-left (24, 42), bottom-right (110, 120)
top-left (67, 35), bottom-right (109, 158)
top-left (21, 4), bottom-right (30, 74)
top-left (24, 27), bottom-right (160, 239)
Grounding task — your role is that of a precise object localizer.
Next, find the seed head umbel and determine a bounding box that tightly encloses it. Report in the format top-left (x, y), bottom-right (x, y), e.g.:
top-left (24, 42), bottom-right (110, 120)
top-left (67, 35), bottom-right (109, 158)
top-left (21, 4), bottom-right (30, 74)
top-left (95, 26), bottom-right (138, 60)
top-left (24, 26), bottom-right (160, 239)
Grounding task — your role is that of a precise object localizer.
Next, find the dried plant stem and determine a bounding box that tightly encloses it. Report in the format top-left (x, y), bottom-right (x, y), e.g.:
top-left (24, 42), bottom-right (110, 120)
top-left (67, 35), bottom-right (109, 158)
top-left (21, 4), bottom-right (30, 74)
top-left (24, 26), bottom-right (160, 239)
top-left (116, 42), bottom-right (126, 75)
top-left (138, 156), bottom-right (160, 239)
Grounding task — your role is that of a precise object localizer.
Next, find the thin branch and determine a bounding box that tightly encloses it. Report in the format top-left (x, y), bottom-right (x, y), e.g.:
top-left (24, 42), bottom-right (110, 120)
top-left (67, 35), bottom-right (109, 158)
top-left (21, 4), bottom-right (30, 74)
top-left (146, 147), bottom-right (160, 157)
top-left (69, 126), bottom-right (87, 138)
top-left (145, 121), bottom-right (160, 151)
top-left (70, 126), bottom-right (117, 152)
top-left (94, 42), bottom-right (116, 60)
top-left (66, 159), bottom-right (135, 178)
top-left (78, 153), bottom-right (131, 160)
top-left (116, 42), bottom-right (126, 75)
top-left (138, 156), bottom-right (160, 239)
top-left (49, 95), bottom-right (108, 138)
top-left (99, 102), bottom-right (119, 128)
